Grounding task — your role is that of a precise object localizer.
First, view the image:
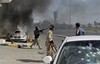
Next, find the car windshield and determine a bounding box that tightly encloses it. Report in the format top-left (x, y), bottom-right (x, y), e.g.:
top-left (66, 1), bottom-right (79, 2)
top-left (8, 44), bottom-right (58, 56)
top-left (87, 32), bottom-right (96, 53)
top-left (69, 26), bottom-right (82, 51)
top-left (57, 40), bottom-right (100, 64)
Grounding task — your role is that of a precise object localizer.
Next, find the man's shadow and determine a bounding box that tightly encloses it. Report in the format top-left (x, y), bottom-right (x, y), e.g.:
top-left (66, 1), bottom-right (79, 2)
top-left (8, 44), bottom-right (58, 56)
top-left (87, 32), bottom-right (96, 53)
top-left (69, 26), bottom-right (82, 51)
top-left (17, 59), bottom-right (43, 63)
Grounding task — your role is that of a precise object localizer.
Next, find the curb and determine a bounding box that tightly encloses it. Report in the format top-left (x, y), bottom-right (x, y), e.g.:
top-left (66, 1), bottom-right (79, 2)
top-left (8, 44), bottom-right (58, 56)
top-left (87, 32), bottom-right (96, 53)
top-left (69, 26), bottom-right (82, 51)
top-left (0, 43), bottom-right (8, 46)
top-left (0, 43), bottom-right (31, 48)
top-left (8, 43), bottom-right (17, 47)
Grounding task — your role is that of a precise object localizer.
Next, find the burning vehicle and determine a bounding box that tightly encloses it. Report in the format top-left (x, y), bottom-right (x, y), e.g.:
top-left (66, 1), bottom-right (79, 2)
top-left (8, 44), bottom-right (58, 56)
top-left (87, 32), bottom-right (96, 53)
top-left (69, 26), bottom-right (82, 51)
top-left (10, 30), bottom-right (28, 42)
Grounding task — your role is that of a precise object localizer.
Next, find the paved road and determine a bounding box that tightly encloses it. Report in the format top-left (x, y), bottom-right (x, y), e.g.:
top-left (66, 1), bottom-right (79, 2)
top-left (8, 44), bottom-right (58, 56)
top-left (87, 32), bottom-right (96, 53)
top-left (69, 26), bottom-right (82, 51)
top-left (0, 35), bottom-right (64, 64)
top-left (0, 46), bottom-right (45, 64)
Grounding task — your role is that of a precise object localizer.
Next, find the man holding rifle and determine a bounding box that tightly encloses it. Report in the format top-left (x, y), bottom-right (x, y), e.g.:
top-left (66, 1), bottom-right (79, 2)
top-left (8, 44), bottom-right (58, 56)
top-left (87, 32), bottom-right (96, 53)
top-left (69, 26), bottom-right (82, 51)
top-left (30, 26), bottom-right (46, 49)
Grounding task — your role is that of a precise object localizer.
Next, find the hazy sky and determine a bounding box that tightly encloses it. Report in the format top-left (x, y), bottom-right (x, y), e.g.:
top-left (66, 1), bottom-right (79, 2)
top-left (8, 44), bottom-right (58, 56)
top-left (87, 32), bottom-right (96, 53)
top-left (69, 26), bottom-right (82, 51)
top-left (32, 0), bottom-right (100, 24)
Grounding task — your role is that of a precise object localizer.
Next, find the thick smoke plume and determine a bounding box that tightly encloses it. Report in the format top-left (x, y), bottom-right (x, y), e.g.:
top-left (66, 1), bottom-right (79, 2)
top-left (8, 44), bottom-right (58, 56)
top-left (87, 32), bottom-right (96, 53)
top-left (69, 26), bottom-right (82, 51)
top-left (0, 0), bottom-right (51, 34)
top-left (0, 0), bottom-right (100, 34)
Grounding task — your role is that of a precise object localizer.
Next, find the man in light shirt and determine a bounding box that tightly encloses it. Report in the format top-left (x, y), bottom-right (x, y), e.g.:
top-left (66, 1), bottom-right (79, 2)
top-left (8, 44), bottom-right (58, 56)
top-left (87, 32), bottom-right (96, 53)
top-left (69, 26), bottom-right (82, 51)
top-left (45, 25), bottom-right (57, 58)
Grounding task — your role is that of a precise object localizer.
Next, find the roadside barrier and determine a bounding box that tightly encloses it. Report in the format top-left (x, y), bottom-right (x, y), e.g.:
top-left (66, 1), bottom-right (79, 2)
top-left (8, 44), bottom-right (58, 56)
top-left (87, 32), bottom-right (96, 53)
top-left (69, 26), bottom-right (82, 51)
top-left (8, 43), bottom-right (17, 47)
top-left (0, 43), bottom-right (31, 48)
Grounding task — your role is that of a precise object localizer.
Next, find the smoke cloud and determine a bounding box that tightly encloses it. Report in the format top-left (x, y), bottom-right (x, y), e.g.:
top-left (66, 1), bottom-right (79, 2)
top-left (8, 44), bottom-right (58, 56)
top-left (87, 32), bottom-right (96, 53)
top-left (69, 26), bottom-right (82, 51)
top-left (0, 0), bottom-right (100, 34)
top-left (0, 0), bottom-right (52, 33)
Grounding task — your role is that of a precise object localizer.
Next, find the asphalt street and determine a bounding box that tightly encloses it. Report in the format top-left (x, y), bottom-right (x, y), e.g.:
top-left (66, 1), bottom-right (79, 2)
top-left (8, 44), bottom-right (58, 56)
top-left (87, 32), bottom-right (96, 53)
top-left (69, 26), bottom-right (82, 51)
top-left (0, 46), bottom-right (45, 64)
top-left (0, 35), bottom-right (64, 64)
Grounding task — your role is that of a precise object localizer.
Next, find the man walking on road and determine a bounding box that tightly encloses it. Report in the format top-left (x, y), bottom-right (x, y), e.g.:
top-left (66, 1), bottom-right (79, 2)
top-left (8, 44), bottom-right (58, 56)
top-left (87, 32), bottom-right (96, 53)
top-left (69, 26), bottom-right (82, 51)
top-left (45, 25), bottom-right (57, 58)
top-left (30, 26), bottom-right (42, 49)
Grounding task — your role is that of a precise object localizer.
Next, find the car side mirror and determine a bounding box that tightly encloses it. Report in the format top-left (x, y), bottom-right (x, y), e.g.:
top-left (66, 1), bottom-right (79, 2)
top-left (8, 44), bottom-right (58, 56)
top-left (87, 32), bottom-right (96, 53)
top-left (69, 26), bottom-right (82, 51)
top-left (43, 56), bottom-right (52, 64)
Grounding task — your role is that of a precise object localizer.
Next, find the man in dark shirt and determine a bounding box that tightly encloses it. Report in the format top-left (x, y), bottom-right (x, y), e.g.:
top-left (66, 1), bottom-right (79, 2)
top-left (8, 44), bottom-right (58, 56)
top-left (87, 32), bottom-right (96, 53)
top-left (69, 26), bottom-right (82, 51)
top-left (30, 26), bottom-right (42, 49)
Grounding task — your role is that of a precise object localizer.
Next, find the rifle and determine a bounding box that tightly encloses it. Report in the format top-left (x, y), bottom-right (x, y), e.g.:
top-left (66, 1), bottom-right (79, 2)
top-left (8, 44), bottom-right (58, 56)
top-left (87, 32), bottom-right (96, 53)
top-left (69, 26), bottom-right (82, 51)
top-left (39, 28), bottom-right (48, 33)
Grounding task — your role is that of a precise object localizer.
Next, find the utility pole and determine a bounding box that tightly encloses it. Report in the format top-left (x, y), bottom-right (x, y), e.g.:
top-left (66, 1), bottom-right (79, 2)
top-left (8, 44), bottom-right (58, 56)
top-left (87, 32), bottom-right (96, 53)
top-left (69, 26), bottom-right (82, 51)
top-left (69, 0), bottom-right (71, 26)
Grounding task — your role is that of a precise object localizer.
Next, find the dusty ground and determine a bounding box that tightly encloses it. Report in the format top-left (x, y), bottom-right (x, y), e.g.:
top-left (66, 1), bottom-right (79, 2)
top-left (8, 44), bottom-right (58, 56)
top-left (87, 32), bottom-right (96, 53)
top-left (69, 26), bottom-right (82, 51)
top-left (0, 35), bottom-right (64, 64)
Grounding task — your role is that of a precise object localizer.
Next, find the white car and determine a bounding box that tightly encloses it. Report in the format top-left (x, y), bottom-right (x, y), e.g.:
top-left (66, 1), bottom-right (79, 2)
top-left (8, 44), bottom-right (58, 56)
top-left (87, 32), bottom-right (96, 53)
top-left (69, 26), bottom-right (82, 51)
top-left (43, 35), bottom-right (100, 64)
top-left (10, 30), bottom-right (27, 42)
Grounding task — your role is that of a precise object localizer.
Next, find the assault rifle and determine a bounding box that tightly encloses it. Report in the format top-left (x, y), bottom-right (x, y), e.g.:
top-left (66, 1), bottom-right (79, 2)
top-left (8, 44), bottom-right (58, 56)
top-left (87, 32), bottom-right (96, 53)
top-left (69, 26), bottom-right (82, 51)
top-left (39, 28), bottom-right (48, 33)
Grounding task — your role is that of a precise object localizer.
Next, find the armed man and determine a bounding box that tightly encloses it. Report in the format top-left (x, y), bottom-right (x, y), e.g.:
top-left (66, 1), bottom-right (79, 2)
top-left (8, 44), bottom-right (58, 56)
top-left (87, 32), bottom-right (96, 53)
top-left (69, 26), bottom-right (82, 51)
top-left (30, 26), bottom-right (46, 49)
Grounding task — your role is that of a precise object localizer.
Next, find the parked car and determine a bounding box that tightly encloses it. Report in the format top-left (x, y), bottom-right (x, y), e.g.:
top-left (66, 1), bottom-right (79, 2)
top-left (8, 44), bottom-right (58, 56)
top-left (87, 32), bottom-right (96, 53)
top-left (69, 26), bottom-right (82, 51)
top-left (10, 30), bottom-right (27, 42)
top-left (43, 35), bottom-right (100, 64)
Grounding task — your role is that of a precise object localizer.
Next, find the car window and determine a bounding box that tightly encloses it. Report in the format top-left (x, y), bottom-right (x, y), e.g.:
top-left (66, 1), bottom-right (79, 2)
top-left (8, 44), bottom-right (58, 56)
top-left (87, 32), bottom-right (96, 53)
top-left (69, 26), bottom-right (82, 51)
top-left (57, 40), bottom-right (100, 64)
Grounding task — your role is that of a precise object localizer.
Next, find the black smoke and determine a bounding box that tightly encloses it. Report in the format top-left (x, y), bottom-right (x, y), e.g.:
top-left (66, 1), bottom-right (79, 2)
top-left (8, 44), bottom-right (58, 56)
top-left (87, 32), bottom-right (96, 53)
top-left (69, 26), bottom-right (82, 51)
top-left (0, 0), bottom-right (52, 34)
